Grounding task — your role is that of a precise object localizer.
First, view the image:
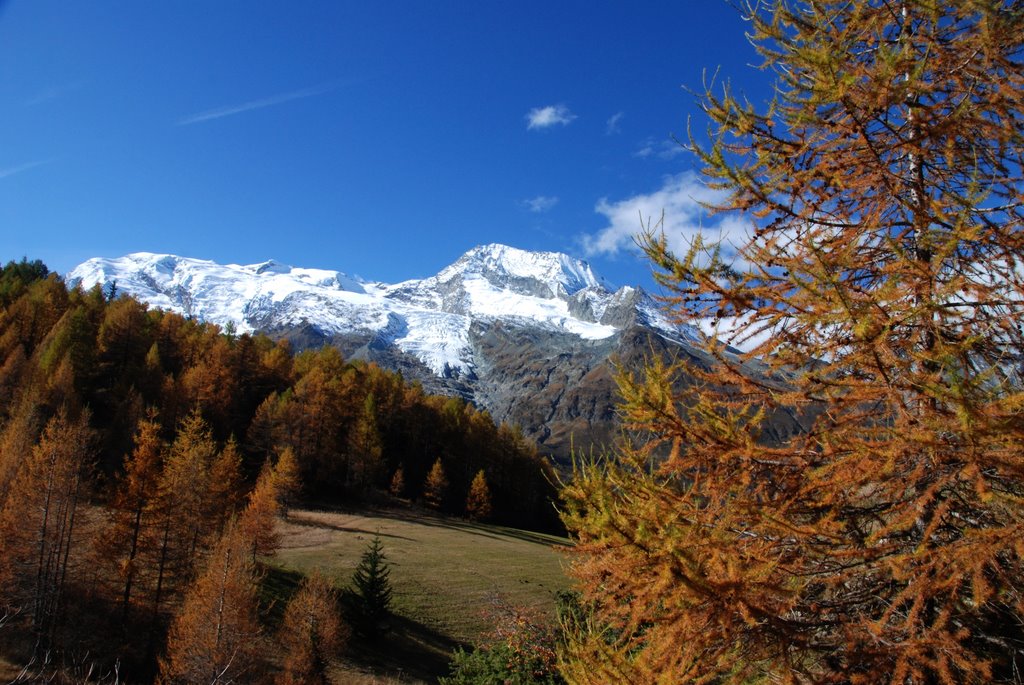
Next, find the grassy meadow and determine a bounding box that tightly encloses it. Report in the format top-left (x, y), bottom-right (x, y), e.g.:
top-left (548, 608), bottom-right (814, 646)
top-left (270, 506), bottom-right (571, 683)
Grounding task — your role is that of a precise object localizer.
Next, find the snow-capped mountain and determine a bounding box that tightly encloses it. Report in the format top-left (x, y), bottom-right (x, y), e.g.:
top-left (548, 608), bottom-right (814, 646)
top-left (68, 244), bottom-right (698, 377)
top-left (68, 245), bottom-right (737, 459)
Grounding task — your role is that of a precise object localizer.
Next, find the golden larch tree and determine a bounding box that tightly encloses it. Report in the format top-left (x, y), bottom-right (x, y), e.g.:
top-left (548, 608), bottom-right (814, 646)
top-left (423, 457), bottom-right (449, 511)
top-left (159, 520), bottom-right (261, 685)
top-left (272, 444), bottom-right (301, 515)
top-left (560, 2), bottom-right (1024, 683)
top-left (0, 408), bottom-right (94, 644)
top-left (0, 396), bottom-right (40, 509)
top-left (276, 570), bottom-right (347, 685)
top-left (99, 410), bottom-right (166, 626)
top-left (465, 469), bottom-right (493, 521)
top-left (206, 435), bottom-right (244, 529)
top-left (389, 464), bottom-right (406, 498)
top-left (142, 409), bottom-right (219, 633)
top-left (239, 459), bottom-right (284, 562)
top-left (347, 392), bottom-right (384, 488)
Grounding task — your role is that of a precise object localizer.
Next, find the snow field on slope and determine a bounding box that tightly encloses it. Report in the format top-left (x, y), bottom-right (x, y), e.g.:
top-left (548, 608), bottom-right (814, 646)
top-left (66, 246), bottom-right (711, 377)
top-left (460, 275), bottom-right (617, 340)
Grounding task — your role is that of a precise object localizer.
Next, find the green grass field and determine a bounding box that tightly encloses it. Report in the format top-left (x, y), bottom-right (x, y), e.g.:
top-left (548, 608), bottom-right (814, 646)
top-left (272, 506), bottom-right (572, 683)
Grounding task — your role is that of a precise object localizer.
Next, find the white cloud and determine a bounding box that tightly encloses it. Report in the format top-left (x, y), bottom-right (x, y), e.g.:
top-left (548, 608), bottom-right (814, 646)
top-left (633, 136), bottom-right (686, 160)
top-left (177, 81), bottom-right (339, 126)
top-left (633, 143), bottom-right (655, 158)
top-left (605, 111), bottom-right (624, 135)
top-left (522, 195), bottom-right (559, 213)
top-left (582, 172), bottom-right (751, 268)
top-left (0, 159), bottom-right (50, 180)
top-left (526, 104), bottom-right (576, 130)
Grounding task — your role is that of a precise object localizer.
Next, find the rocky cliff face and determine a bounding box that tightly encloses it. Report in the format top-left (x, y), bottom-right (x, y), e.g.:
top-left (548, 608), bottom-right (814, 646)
top-left (68, 244), bottom-right (801, 461)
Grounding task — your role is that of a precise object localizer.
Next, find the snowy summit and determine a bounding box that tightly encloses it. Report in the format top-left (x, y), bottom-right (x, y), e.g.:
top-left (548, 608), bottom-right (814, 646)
top-left (67, 244), bottom-right (696, 378)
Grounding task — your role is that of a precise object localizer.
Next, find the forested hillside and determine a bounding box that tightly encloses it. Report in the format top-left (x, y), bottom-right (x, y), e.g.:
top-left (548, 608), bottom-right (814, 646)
top-left (0, 258), bottom-right (559, 681)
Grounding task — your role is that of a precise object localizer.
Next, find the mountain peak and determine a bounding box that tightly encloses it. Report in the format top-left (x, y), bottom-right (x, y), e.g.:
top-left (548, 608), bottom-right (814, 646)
top-left (440, 243), bottom-right (613, 298)
top-left (250, 259), bottom-right (292, 275)
top-left (67, 246), bottom-right (698, 382)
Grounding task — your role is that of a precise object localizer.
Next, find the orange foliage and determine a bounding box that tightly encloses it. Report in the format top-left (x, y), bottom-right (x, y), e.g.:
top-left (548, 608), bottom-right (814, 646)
top-left (239, 461), bottom-right (283, 562)
top-left (561, 2), bottom-right (1024, 683)
top-left (423, 457), bottom-right (449, 511)
top-left (100, 411), bottom-right (166, 624)
top-left (0, 408), bottom-right (94, 641)
top-left (465, 469), bottom-right (493, 522)
top-left (159, 521), bottom-right (261, 684)
top-left (276, 571), bottom-right (347, 685)
top-left (272, 445), bottom-right (301, 514)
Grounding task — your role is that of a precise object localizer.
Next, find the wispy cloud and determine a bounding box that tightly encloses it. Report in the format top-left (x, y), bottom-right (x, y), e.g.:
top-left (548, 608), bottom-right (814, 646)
top-left (605, 111), bottom-right (624, 135)
top-left (24, 80), bottom-right (87, 107)
top-left (526, 104), bottom-right (576, 130)
top-left (176, 81), bottom-right (340, 126)
top-left (581, 171), bottom-right (751, 268)
top-left (633, 136), bottom-right (686, 160)
top-left (0, 159), bottom-right (50, 180)
top-left (522, 195), bottom-right (559, 213)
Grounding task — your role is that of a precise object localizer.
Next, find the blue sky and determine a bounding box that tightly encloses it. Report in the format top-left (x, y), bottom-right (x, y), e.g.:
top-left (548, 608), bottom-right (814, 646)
top-left (0, 1), bottom-right (770, 290)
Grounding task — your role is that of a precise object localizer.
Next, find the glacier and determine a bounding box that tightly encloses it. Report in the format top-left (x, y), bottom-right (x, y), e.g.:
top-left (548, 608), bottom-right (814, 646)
top-left (67, 244), bottom-right (700, 378)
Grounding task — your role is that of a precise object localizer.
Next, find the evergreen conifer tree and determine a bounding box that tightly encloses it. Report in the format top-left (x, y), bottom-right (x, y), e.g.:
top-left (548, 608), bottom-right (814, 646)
top-left (348, 534), bottom-right (392, 636)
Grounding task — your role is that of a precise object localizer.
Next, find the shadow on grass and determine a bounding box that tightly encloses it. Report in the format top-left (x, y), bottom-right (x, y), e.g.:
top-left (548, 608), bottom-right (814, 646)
top-left (259, 564), bottom-right (305, 630)
top-left (343, 612), bottom-right (465, 684)
top-left (261, 565), bottom-right (461, 682)
top-left (286, 513), bottom-right (417, 542)
top-left (371, 507), bottom-right (571, 548)
top-left (296, 500), bottom-right (569, 549)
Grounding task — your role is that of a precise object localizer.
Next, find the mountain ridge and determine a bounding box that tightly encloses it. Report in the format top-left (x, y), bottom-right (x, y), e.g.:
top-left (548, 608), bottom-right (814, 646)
top-left (67, 244), bottom-right (729, 459)
top-left (68, 244), bottom-right (699, 372)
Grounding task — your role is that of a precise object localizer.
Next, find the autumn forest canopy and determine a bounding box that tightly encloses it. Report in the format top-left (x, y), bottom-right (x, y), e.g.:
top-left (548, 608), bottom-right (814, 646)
top-left (0, 258), bottom-right (557, 528)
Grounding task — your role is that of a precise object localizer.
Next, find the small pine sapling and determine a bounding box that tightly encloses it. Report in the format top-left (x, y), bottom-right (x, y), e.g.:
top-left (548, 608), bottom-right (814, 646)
top-left (346, 534), bottom-right (393, 637)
